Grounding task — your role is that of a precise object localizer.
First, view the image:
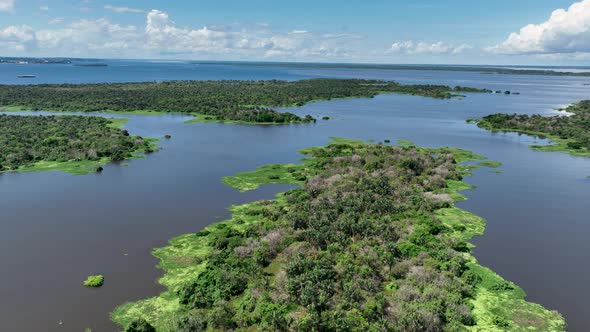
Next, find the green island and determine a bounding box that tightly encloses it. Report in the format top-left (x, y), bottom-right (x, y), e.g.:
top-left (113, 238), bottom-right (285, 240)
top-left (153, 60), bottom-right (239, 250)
top-left (0, 114), bottom-right (158, 174)
top-left (112, 139), bottom-right (564, 331)
top-left (84, 275), bottom-right (104, 288)
top-left (475, 100), bottom-right (590, 157)
top-left (0, 79), bottom-right (491, 124)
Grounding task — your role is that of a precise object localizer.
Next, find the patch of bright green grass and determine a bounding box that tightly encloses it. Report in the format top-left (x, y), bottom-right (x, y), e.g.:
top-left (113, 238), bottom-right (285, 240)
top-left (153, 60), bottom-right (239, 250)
top-left (397, 139), bottom-right (417, 147)
top-left (531, 136), bottom-right (590, 157)
top-left (478, 160), bottom-right (502, 168)
top-left (83, 275), bottom-right (104, 287)
top-left (106, 117), bottom-right (129, 129)
top-left (222, 163), bottom-right (304, 192)
top-left (15, 158), bottom-right (111, 175)
top-left (467, 263), bottom-right (565, 331)
top-left (437, 182), bottom-right (564, 331)
top-left (0, 105), bottom-right (28, 112)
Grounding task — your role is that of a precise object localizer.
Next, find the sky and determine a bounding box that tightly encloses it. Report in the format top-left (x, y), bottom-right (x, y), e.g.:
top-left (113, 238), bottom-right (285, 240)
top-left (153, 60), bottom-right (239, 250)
top-left (1, 0), bottom-right (590, 65)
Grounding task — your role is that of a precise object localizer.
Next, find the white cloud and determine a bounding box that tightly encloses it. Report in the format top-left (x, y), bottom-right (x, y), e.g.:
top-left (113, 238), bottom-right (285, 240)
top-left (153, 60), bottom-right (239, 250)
top-left (104, 5), bottom-right (144, 14)
top-left (388, 40), bottom-right (472, 55)
top-left (36, 19), bottom-right (140, 55)
top-left (0, 0), bottom-right (15, 12)
top-left (0, 9), bottom-right (359, 59)
top-left (39, 5), bottom-right (49, 11)
top-left (0, 25), bottom-right (36, 51)
top-left (490, 0), bottom-right (590, 54)
top-left (142, 10), bottom-right (355, 58)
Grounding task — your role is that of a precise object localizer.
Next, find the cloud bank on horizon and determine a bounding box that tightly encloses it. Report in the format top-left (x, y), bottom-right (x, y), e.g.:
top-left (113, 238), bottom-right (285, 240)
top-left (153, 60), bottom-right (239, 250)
top-left (490, 0), bottom-right (590, 55)
top-left (1, 0), bottom-right (590, 63)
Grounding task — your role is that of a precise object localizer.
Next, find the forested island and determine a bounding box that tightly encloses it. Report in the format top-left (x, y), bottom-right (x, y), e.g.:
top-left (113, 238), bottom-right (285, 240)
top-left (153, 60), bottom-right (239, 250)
top-left (475, 100), bottom-right (590, 157)
top-left (0, 79), bottom-right (491, 124)
top-left (0, 57), bottom-right (73, 65)
top-left (112, 139), bottom-right (564, 331)
top-left (0, 114), bottom-right (157, 174)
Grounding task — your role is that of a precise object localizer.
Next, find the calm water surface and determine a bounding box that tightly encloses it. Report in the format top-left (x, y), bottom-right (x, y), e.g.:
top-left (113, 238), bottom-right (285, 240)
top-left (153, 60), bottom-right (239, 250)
top-left (0, 62), bottom-right (589, 331)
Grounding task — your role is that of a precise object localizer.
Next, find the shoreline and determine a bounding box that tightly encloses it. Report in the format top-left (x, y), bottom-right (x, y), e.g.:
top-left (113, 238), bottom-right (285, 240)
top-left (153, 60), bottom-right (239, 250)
top-left (111, 138), bottom-right (564, 331)
top-left (0, 79), bottom-right (494, 125)
top-left (474, 122), bottom-right (590, 158)
top-left (0, 114), bottom-right (160, 175)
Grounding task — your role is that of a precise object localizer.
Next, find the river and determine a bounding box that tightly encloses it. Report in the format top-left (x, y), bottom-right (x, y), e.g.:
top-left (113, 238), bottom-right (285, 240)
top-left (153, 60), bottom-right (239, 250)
top-left (0, 61), bottom-right (589, 331)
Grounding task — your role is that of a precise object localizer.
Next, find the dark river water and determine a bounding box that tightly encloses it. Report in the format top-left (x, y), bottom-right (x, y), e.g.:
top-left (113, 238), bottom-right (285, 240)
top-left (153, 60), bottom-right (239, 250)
top-left (0, 61), bottom-right (589, 331)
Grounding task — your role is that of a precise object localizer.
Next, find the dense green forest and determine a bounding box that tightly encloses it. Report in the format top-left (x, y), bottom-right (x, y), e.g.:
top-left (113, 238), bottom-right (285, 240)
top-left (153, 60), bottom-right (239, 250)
top-left (0, 79), bottom-right (490, 124)
top-left (476, 100), bottom-right (590, 156)
top-left (0, 114), bottom-right (155, 173)
top-left (113, 139), bottom-right (564, 332)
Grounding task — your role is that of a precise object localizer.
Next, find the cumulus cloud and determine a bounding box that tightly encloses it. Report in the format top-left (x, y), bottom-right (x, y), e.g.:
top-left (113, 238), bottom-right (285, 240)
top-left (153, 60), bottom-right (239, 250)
top-left (0, 0), bottom-right (15, 12)
top-left (36, 19), bottom-right (140, 54)
top-left (0, 9), bottom-right (359, 59)
top-left (104, 5), bottom-right (144, 14)
top-left (388, 40), bottom-right (472, 55)
top-left (142, 9), bottom-right (355, 58)
top-left (0, 25), bottom-right (37, 51)
top-left (490, 0), bottom-right (590, 54)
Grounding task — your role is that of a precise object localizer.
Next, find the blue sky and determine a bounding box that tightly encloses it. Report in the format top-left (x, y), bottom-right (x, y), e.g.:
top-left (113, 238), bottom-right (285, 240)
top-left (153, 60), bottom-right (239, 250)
top-left (1, 0), bottom-right (589, 64)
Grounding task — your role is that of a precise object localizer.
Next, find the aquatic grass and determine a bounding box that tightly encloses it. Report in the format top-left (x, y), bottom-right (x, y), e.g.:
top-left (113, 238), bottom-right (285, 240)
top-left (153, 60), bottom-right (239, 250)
top-left (467, 263), bottom-right (565, 332)
top-left (13, 158), bottom-right (111, 175)
top-left (222, 164), bottom-right (304, 192)
top-left (105, 117), bottom-right (129, 129)
top-left (83, 275), bottom-right (104, 288)
top-left (478, 160), bottom-right (502, 168)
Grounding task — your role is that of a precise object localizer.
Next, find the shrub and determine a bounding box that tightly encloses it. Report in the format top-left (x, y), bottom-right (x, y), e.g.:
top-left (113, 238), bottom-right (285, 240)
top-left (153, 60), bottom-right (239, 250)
top-left (125, 318), bottom-right (156, 332)
top-left (83, 275), bottom-right (104, 287)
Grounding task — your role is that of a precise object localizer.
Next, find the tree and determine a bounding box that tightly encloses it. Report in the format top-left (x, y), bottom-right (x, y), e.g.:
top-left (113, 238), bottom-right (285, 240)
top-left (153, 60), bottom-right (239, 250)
top-left (125, 318), bottom-right (155, 332)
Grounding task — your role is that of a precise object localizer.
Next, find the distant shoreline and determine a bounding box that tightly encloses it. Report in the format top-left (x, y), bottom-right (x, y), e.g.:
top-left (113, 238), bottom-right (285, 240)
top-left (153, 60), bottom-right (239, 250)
top-left (2, 56), bottom-right (590, 76)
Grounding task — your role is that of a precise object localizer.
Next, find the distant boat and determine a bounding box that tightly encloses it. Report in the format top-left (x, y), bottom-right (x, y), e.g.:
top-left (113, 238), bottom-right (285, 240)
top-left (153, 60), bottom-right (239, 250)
top-left (16, 75), bottom-right (36, 78)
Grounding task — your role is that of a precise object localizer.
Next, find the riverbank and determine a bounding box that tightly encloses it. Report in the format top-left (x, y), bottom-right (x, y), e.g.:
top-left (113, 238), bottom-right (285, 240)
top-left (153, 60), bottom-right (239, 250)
top-left (112, 138), bottom-right (564, 331)
top-left (0, 114), bottom-right (159, 175)
top-left (0, 79), bottom-right (493, 125)
top-left (474, 100), bottom-right (590, 158)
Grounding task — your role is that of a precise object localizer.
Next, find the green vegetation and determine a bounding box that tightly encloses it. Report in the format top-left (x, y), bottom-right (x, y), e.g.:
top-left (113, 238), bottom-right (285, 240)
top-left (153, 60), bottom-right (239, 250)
top-left (112, 139), bottom-right (563, 331)
top-left (476, 100), bottom-right (590, 157)
top-left (0, 114), bottom-right (158, 174)
top-left (125, 318), bottom-right (156, 332)
top-left (222, 163), bottom-right (305, 192)
top-left (83, 275), bottom-right (104, 288)
top-left (478, 161), bottom-right (502, 168)
top-left (0, 79), bottom-right (490, 124)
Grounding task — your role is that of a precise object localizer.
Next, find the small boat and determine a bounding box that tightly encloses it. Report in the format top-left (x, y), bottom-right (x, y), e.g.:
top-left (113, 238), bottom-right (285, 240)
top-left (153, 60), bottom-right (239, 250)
top-left (17, 75), bottom-right (36, 78)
